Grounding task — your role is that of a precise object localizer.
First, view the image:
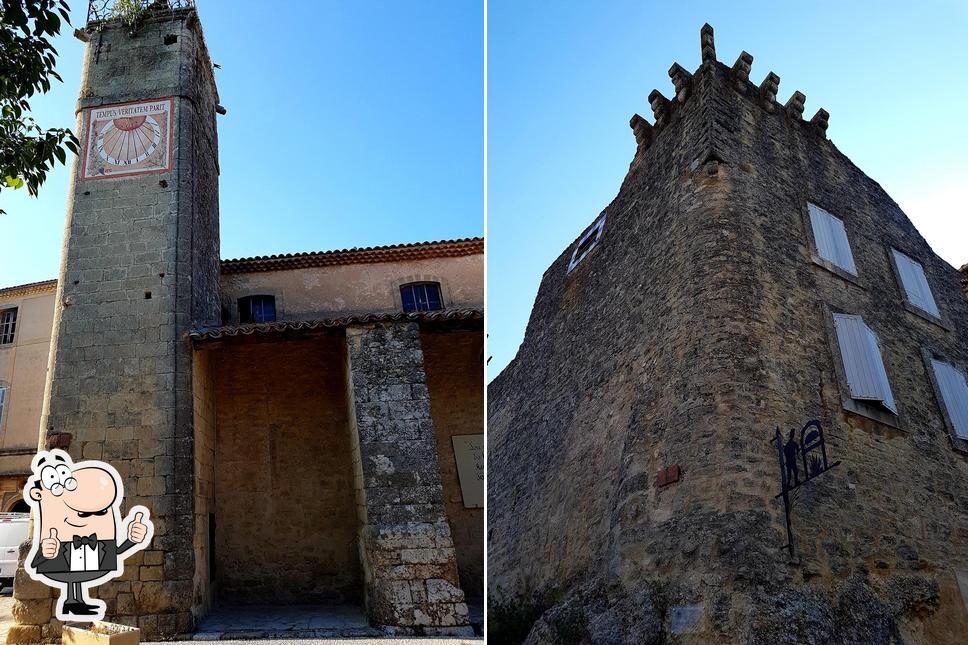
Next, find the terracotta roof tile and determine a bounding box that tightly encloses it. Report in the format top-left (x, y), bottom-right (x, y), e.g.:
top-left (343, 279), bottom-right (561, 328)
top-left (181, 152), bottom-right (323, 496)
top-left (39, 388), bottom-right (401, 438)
top-left (1, 238), bottom-right (484, 291)
top-left (188, 307), bottom-right (483, 344)
top-left (220, 237), bottom-right (483, 274)
top-left (0, 279), bottom-right (58, 299)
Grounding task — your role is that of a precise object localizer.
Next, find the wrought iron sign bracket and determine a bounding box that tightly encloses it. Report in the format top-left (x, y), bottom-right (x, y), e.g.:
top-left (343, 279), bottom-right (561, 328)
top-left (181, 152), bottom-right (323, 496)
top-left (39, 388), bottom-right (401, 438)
top-left (771, 419), bottom-right (841, 561)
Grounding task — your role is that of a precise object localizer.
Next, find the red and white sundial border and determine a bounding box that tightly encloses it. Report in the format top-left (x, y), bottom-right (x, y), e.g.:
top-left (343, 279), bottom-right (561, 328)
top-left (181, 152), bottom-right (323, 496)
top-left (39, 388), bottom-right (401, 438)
top-left (80, 97), bottom-right (175, 181)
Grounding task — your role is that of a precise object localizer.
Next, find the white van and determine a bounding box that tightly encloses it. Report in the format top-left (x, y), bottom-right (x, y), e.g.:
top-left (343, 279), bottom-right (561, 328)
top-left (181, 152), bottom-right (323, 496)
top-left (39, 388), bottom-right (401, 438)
top-left (0, 512), bottom-right (29, 589)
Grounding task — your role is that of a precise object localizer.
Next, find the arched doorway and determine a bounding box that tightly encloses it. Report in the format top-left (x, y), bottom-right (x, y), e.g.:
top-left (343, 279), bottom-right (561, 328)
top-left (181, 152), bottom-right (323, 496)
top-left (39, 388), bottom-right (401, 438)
top-left (5, 498), bottom-right (28, 513)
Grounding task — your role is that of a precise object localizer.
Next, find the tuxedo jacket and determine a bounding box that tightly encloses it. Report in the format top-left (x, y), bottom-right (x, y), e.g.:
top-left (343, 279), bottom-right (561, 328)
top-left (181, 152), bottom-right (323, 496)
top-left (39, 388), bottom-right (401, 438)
top-left (31, 538), bottom-right (136, 574)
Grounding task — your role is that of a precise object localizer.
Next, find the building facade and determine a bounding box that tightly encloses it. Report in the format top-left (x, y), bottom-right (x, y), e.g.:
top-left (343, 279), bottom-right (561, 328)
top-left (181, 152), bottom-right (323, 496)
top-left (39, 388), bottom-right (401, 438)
top-left (0, 281), bottom-right (56, 512)
top-left (6, 3), bottom-right (482, 641)
top-left (488, 25), bottom-right (968, 644)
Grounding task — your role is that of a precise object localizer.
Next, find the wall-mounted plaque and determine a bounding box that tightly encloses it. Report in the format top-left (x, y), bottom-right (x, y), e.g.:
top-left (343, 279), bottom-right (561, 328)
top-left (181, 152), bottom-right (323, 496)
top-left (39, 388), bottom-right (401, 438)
top-left (452, 434), bottom-right (484, 509)
top-left (81, 98), bottom-right (174, 180)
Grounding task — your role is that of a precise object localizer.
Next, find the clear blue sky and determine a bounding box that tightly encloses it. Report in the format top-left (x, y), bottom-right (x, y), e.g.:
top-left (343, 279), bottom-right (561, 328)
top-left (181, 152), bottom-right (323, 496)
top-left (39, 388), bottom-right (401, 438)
top-left (487, 0), bottom-right (968, 381)
top-left (0, 0), bottom-right (483, 286)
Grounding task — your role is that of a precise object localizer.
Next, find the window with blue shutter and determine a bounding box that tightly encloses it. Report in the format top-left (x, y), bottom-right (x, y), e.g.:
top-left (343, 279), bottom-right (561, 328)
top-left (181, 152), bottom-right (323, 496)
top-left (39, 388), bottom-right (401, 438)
top-left (931, 359), bottom-right (968, 439)
top-left (400, 283), bottom-right (443, 313)
top-left (238, 295), bottom-right (276, 323)
top-left (833, 313), bottom-right (897, 413)
top-left (892, 250), bottom-right (940, 318)
top-left (808, 204), bottom-right (857, 275)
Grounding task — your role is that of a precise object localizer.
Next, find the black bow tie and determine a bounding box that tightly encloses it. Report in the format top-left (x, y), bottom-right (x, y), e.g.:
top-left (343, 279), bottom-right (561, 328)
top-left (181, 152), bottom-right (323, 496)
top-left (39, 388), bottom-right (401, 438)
top-left (72, 534), bottom-right (98, 548)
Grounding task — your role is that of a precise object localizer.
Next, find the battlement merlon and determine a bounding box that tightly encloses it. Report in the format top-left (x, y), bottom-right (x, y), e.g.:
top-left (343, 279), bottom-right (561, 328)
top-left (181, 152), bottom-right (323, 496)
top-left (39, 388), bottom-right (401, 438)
top-left (630, 24), bottom-right (832, 157)
top-left (77, 1), bottom-right (220, 113)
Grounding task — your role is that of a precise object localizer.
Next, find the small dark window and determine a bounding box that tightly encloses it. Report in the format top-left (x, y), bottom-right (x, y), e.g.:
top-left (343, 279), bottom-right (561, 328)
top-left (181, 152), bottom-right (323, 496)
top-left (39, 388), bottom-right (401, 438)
top-left (0, 308), bottom-right (17, 345)
top-left (400, 283), bottom-right (443, 313)
top-left (238, 295), bottom-right (276, 323)
top-left (567, 214), bottom-right (606, 273)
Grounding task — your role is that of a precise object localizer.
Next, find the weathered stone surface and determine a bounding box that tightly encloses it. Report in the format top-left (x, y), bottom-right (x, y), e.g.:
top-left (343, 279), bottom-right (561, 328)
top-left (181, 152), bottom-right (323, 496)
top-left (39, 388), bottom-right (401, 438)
top-left (488, 25), bottom-right (968, 643)
top-left (210, 337), bottom-right (362, 605)
top-left (11, 6), bottom-right (221, 641)
top-left (346, 322), bottom-right (470, 630)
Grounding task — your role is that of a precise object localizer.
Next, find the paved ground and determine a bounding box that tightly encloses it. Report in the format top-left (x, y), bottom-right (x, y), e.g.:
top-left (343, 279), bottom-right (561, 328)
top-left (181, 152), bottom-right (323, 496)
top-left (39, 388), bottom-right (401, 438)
top-left (145, 638), bottom-right (484, 645)
top-left (0, 591), bottom-right (483, 643)
top-left (195, 604), bottom-right (377, 637)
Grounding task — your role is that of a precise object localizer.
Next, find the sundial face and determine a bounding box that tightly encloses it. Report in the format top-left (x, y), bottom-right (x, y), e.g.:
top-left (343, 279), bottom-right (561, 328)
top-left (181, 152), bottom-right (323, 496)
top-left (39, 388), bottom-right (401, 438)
top-left (81, 98), bottom-right (173, 180)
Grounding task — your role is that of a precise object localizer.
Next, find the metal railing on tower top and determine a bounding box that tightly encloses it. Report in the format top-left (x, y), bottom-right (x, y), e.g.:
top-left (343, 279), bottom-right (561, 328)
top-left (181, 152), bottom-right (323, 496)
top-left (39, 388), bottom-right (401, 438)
top-left (87, 0), bottom-right (195, 25)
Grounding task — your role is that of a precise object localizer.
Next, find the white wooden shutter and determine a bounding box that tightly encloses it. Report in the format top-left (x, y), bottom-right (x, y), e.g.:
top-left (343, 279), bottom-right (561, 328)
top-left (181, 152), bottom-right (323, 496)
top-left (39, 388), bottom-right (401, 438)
top-left (892, 250), bottom-right (940, 317)
top-left (0, 386), bottom-right (5, 423)
top-left (931, 359), bottom-right (968, 439)
top-left (833, 313), bottom-right (897, 413)
top-left (809, 204), bottom-right (857, 275)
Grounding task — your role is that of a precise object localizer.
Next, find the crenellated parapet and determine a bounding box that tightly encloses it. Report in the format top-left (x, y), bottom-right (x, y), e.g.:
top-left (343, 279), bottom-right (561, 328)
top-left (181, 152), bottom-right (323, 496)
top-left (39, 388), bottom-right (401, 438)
top-left (629, 24), bottom-right (834, 157)
top-left (759, 72), bottom-right (780, 110)
top-left (784, 90), bottom-right (806, 119)
top-left (700, 23), bottom-right (716, 64)
top-left (629, 113), bottom-right (655, 150)
top-left (668, 63), bottom-right (692, 101)
top-left (731, 51), bottom-right (753, 87)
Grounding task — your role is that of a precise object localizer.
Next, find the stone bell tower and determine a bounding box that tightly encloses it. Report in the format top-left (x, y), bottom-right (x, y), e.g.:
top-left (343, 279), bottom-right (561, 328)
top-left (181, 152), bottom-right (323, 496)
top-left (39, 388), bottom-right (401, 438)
top-left (9, 1), bottom-right (220, 641)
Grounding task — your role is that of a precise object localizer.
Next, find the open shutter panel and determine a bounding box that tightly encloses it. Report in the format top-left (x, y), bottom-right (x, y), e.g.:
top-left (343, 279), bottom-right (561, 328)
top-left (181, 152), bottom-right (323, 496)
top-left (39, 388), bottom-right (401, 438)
top-left (834, 314), bottom-right (897, 412)
top-left (809, 204), bottom-right (857, 274)
top-left (863, 325), bottom-right (897, 413)
top-left (893, 250), bottom-right (940, 317)
top-left (809, 204), bottom-right (837, 265)
top-left (932, 360), bottom-right (968, 439)
top-left (827, 213), bottom-right (857, 275)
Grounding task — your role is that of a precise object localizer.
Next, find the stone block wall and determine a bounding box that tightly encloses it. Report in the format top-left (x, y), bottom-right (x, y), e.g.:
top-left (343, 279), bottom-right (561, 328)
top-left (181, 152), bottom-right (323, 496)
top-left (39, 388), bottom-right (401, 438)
top-left (488, 51), bottom-right (719, 598)
top-left (211, 338), bottom-right (362, 605)
top-left (421, 330), bottom-right (485, 602)
top-left (488, 29), bottom-right (968, 643)
top-left (345, 322), bottom-right (471, 633)
top-left (191, 348), bottom-right (216, 619)
top-left (10, 8), bottom-right (221, 641)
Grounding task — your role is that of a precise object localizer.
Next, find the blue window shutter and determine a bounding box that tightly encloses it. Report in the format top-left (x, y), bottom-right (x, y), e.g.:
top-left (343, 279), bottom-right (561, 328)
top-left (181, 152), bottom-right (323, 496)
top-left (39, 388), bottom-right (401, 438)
top-left (425, 284), bottom-right (442, 310)
top-left (834, 313), bottom-right (897, 413)
top-left (931, 359), bottom-right (968, 439)
top-left (401, 286), bottom-right (417, 312)
top-left (892, 250), bottom-right (940, 317)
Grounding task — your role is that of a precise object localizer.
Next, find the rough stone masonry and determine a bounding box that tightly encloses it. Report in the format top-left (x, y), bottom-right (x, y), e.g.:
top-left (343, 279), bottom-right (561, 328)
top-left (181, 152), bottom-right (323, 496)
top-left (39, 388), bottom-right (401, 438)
top-left (9, 4), bottom-right (474, 641)
top-left (488, 24), bottom-right (968, 644)
top-left (10, 7), bottom-right (220, 643)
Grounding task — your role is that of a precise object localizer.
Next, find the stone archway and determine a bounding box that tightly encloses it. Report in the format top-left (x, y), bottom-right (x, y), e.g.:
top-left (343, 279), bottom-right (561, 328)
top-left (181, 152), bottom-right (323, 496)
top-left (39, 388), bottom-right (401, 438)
top-left (4, 498), bottom-right (28, 513)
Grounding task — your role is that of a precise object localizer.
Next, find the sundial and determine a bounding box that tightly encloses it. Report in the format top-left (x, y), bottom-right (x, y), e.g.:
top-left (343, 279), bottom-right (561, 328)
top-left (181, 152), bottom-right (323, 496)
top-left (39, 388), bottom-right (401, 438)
top-left (81, 98), bottom-right (173, 180)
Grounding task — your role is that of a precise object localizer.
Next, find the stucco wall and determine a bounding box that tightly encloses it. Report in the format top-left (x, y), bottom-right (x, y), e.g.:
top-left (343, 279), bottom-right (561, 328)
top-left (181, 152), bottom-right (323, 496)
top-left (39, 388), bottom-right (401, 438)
top-left (0, 290), bottom-right (55, 454)
top-left (212, 337), bottom-right (362, 605)
top-left (219, 255), bottom-right (483, 324)
top-left (0, 288), bottom-right (55, 511)
top-left (422, 330), bottom-right (485, 602)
